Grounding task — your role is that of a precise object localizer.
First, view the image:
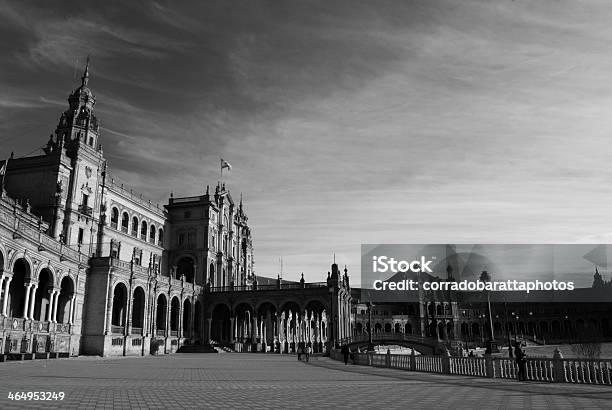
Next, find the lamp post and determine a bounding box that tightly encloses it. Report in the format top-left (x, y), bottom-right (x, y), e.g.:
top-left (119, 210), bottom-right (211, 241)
top-left (479, 270), bottom-right (498, 353)
top-left (367, 301), bottom-right (375, 352)
top-left (505, 302), bottom-right (513, 358)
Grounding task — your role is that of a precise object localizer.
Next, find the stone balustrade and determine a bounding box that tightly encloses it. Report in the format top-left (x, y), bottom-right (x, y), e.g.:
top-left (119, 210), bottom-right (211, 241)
top-left (331, 348), bottom-right (612, 385)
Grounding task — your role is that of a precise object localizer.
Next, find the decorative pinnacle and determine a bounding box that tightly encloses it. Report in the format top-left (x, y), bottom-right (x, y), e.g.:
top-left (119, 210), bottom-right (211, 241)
top-left (81, 55), bottom-right (90, 87)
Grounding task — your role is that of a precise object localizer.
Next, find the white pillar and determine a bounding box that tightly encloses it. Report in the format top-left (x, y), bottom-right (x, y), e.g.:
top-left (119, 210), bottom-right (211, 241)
top-left (68, 296), bottom-right (76, 325)
top-left (51, 290), bottom-right (60, 323)
top-left (46, 290), bottom-right (55, 322)
top-left (28, 284), bottom-right (38, 319)
top-left (2, 276), bottom-right (12, 317)
top-left (22, 283), bottom-right (33, 319)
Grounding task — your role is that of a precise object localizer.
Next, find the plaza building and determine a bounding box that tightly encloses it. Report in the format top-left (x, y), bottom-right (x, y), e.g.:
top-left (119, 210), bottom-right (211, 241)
top-left (0, 63), bottom-right (256, 357)
top-left (351, 270), bottom-right (612, 351)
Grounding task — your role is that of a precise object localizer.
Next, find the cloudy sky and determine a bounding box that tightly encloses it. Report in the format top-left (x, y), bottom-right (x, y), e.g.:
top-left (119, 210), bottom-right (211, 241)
top-left (2, 0), bottom-right (612, 285)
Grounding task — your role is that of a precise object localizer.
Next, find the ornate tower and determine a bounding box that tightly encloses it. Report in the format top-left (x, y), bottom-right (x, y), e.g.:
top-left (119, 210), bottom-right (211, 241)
top-left (46, 58), bottom-right (106, 253)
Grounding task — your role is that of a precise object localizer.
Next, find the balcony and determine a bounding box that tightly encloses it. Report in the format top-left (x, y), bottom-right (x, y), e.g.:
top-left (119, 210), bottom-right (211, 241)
top-left (78, 204), bottom-right (93, 216)
top-left (156, 329), bottom-right (166, 337)
top-left (111, 325), bottom-right (124, 334)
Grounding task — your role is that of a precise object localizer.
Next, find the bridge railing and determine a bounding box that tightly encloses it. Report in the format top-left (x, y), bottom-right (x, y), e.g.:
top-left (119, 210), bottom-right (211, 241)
top-left (330, 348), bottom-right (612, 385)
top-left (337, 332), bottom-right (438, 348)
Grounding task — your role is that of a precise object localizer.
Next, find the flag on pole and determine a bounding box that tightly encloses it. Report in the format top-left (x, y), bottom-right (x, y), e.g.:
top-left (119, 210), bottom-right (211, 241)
top-left (221, 158), bottom-right (232, 171)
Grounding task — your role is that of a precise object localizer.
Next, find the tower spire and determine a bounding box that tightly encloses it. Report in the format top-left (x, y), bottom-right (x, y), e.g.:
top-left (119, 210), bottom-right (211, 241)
top-left (81, 55), bottom-right (90, 86)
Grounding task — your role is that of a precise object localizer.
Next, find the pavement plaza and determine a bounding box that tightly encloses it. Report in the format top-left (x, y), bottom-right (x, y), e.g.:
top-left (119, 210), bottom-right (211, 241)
top-left (0, 353), bottom-right (610, 409)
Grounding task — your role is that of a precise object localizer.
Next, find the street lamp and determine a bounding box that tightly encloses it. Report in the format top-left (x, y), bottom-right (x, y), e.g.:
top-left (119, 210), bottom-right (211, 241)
top-left (366, 301), bottom-right (375, 352)
top-left (479, 270), bottom-right (498, 353)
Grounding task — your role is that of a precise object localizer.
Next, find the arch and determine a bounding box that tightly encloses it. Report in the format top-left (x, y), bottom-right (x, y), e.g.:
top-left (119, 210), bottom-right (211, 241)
top-left (183, 299), bottom-right (192, 337)
top-left (471, 322), bottom-right (480, 336)
top-left (11, 255), bottom-right (32, 279)
top-left (235, 302), bottom-right (255, 343)
top-left (279, 300), bottom-right (300, 315)
top-left (8, 258), bottom-right (31, 318)
top-left (156, 294), bottom-right (168, 330)
top-left (446, 321), bottom-right (453, 338)
top-left (374, 323), bottom-right (382, 333)
top-left (540, 321), bottom-right (549, 335)
top-left (384, 323), bottom-right (392, 333)
top-left (436, 304), bottom-right (443, 316)
top-left (140, 221), bottom-right (148, 240)
top-left (170, 296), bottom-right (180, 332)
top-left (158, 228), bottom-right (164, 246)
top-left (131, 216), bottom-right (138, 236)
top-left (121, 212), bottom-right (129, 233)
top-left (132, 286), bottom-right (146, 330)
top-left (149, 224), bottom-right (156, 243)
top-left (405, 323), bottom-right (412, 334)
top-left (256, 301), bottom-right (277, 317)
top-left (211, 303), bottom-right (231, 342)
top-left (356, 322), bottom-right (363, 334)
top-left (304, 299), bottom-right (327, 315)
top-left (111, 207), bottom-right (119, 229)
top-left (33, 268), bottom-right (53, 321)
top-left (110, 282), bottom-right (127, 330)
top-left (176, 256), bottom-right (195, 283)
top-left (57, 275), bottom-right (74, 324)
top-left (394, 323), bottom-right (401, 333)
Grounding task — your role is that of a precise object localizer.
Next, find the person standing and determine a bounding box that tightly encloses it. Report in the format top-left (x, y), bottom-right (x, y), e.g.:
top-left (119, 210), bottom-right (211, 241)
top-left (341, 344), bottom-right (350, 365)
top-left (514, 342), bottom-right (527, 381)
top-left (305, 344), bottom-right (311, 362)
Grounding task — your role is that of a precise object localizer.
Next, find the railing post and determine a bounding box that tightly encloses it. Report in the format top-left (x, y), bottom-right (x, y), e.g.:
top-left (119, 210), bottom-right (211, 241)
top-left (552, 348), bottom-right (565, 383)
top-left (485, 354), bottom-right (495, 378)
top-left (386, 349), bottom-right (391, 368)
top-left (410, 348), bottom-right (416, 371)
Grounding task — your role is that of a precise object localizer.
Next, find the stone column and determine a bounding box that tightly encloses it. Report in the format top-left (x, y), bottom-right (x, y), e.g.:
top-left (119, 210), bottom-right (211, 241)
top-left (165, 300), bottom-right (170, 337)
top-left (46, 289), bottom-right (54, 322)
top-left (229, 316), bottom-right (235, 342)
top-left (22, 282), bottom-right (33, 319)
top-left (69, 295), bottom-right (76, 325)
top-left (105, 279), bottom-right (114, 334)
top-left (252, 315), bottom-right (258, 343)
top-left (28, 283), bottom-right (38, 319)
top-left (206, 317), bottom-right (212, 343)
top-left (2, 276), bottom-right (11, 316)
top-left (52, 290), bottom-right (60, 323)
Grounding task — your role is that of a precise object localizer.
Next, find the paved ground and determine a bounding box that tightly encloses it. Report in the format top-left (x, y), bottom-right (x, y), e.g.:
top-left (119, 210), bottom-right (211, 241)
top-left (0, 353), bottom-right (611, 409)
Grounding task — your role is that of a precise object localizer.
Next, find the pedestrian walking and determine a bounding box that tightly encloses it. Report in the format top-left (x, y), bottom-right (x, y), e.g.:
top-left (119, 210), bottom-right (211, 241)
top-left (305, 344), bottom-right (311, 362)
top-left (297, 344), bottom-right (303, 361)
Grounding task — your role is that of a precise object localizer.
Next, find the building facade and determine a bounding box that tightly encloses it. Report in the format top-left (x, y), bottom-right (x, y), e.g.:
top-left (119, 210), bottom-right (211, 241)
top-left (0, 63), bottom-right (256, 357)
